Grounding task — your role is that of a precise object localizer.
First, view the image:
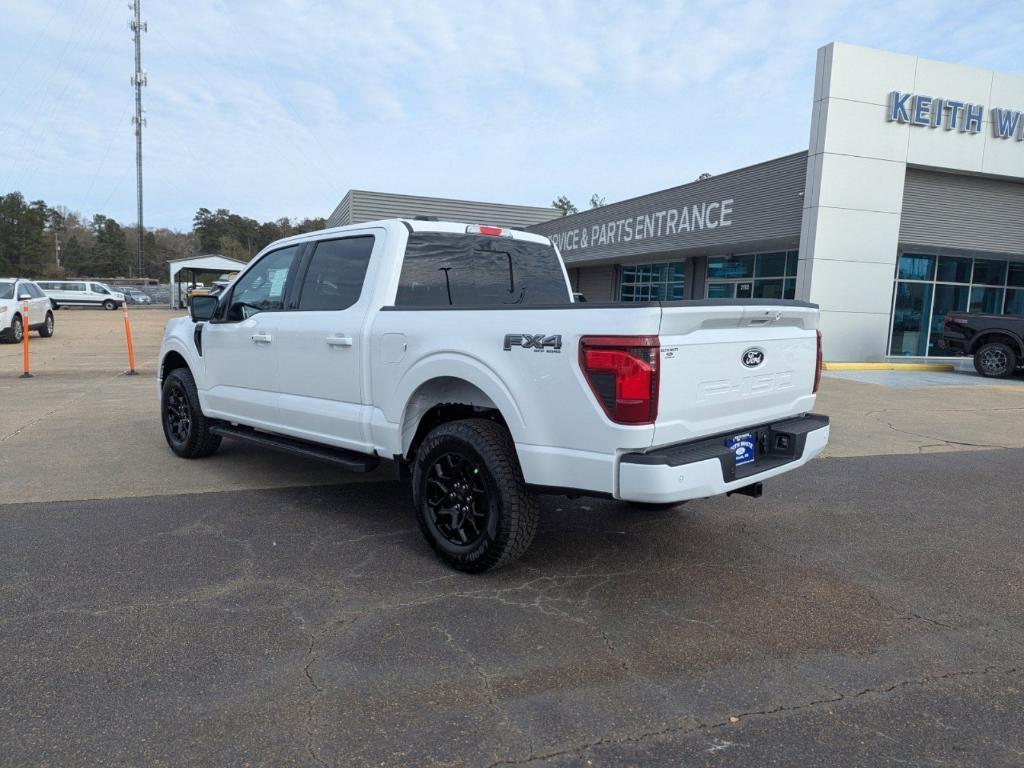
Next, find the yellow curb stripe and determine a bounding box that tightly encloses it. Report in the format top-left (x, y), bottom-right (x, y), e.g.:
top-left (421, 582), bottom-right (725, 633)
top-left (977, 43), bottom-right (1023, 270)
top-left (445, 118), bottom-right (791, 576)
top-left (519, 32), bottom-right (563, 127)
top-left (822, 362), bottom-right (955, 372)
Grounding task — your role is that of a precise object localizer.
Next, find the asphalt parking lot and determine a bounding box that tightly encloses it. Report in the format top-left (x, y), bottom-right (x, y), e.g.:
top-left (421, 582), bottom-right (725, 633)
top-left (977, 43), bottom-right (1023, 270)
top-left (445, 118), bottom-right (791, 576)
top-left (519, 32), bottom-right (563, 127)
top-left (2, 311), bottom-right (1024, 766)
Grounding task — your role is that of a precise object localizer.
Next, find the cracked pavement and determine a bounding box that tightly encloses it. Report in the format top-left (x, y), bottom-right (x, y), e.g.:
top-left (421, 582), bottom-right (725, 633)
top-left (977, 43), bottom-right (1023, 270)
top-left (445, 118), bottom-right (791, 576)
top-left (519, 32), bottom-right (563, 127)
top-left (4, 313), bottom-right (1024, 765)
top-left (2, 449), bottom-right (1024, 766)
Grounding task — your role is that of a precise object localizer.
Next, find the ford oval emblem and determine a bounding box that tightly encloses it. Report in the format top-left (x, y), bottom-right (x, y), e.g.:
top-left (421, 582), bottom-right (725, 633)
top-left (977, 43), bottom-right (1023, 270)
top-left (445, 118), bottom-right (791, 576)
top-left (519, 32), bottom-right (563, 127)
top-left (742, 348), bottom-right (765, 368)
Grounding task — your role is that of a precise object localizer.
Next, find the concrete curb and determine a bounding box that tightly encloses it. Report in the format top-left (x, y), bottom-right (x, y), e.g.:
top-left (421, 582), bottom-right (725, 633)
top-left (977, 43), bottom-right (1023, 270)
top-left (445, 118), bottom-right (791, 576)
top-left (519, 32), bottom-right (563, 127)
top-left (823, 362), bottom-right (956, 372)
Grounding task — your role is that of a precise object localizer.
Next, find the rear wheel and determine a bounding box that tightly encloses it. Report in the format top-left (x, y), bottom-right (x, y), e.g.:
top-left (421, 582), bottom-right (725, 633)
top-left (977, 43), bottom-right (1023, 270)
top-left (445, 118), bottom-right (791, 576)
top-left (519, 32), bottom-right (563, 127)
top-left (38, 312), bottom-right (54, 338)
top-left (974, 341), bottom-right (1016, 379)
top-left (161, 368), bottom-right (222, 458)
top-left (102, 299), bottom-right (116, 310)
top-left (413, 419), bottom-right (538, 573)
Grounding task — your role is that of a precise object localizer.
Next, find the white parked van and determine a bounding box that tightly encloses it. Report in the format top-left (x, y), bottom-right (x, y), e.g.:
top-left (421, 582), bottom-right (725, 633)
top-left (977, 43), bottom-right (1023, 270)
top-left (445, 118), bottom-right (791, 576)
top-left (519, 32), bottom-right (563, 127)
top-left (36, 280), bottom-right (125, 310)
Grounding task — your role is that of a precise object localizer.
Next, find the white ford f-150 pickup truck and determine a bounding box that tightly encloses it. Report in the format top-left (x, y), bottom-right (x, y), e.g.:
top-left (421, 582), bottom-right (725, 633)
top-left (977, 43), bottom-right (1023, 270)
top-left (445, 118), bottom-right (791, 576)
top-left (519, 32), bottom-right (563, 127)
top-left (159, 219), bottom-right (829, 572)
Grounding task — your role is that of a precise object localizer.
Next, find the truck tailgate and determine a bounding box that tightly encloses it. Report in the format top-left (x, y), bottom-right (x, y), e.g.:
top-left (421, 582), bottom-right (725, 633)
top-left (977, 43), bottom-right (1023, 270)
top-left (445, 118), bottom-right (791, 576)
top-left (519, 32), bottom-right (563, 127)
top-left (653, 302), bottom-right (819, 447)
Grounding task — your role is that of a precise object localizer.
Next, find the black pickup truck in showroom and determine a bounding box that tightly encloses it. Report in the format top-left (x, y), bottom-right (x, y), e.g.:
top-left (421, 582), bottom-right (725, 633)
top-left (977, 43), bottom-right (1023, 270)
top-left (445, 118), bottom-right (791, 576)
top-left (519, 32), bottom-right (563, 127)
top-left (942, 312), bottom-right (1024, 378)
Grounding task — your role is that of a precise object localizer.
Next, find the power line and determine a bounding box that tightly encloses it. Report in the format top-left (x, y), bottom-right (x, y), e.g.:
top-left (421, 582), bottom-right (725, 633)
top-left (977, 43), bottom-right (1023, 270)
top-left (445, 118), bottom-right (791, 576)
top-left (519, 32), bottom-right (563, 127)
top-left (130, 0), bottom-right (147, 277)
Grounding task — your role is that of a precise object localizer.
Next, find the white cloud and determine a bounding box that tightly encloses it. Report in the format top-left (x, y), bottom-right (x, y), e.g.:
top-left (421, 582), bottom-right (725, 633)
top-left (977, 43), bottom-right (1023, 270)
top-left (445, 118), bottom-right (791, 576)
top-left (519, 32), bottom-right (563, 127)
top-left (0, 0), bottom-right (1021, 228)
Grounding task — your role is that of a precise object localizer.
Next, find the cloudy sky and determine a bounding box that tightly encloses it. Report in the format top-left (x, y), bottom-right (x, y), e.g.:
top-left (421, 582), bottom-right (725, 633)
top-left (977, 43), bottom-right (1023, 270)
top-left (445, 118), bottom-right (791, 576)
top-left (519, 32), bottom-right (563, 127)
top-left (1, 0), bottom-right (1022, 230)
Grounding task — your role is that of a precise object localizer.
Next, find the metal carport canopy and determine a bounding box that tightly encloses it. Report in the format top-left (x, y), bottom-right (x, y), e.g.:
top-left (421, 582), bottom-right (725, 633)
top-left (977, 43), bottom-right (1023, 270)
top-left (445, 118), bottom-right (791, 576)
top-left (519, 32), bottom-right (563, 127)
top-left (167, 255), bottom-right (248, 307)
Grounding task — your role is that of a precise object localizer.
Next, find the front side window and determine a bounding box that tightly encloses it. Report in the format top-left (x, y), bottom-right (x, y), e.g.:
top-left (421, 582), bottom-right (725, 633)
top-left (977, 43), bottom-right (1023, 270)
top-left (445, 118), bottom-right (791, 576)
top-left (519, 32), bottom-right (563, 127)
top-left (396, 233), bottom-right (569, 307)
top-left (227, 245), bottom-right (301, 320)
top-left (296, 236), bottom-right (374, 311)
top-left (91, 284), bottom-right (110, 295)
top-left (26, 283), bottom-right (46, 298)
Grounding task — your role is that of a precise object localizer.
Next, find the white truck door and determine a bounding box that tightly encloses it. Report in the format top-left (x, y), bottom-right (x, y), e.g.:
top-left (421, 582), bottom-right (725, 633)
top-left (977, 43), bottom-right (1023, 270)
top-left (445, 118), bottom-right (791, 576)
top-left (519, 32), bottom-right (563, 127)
top-left (201, 244), bottom-right (303, 427)
top-left (272, 233), bottom-right (380, 452)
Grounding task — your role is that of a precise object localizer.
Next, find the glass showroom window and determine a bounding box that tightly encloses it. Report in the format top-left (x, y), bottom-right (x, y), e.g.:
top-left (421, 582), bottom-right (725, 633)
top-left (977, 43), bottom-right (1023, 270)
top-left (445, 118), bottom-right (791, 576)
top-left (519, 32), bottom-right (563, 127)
top-left (888, 251), bottom-right (1024, 357)
top-left (620, 262), bottom-right (685, 301)
top-left (706, 251), bottom-right (797, 299)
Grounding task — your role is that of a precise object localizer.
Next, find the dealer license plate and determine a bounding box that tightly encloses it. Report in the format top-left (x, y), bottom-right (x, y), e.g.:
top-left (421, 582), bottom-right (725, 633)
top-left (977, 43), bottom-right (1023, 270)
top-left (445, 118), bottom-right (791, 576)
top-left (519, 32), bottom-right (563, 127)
top-left (726, 432), bottom-right (756, 467)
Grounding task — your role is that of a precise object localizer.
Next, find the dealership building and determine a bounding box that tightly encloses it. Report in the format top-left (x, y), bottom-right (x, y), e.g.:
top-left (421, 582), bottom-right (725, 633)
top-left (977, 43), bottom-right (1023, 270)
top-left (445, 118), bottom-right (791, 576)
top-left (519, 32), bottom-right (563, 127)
top-left (328, 43), bottom-right (1024, 361)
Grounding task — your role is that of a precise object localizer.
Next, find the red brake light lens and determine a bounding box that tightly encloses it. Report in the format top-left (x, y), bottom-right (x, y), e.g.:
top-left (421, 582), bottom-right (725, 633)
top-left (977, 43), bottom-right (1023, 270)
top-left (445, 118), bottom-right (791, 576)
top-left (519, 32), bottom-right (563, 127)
top-left (813, 329), bottom-right (823, 394)
top-left (579, 336), bottom-right (659, 425)
top-left (466, 225), bottom-right (509, 237)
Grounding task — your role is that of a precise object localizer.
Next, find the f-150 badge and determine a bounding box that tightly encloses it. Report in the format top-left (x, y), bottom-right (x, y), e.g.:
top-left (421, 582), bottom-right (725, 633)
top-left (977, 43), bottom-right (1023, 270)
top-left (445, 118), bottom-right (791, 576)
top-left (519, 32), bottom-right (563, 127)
top-left (504, 334), bottom-right (562, 352)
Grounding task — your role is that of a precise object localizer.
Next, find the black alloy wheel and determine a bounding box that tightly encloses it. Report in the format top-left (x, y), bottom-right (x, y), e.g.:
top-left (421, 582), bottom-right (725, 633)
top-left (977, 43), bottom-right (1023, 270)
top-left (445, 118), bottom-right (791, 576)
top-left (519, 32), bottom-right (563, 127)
top-left (423, 451), bottom-right (491, 548)
top-left (164, 383), bottom-right (192, 445)
top-left (413, 419), bottom-right (539, 573)
top-left (160, 367), bottom-right (222, 458)
top-left (974, 342), bottom-right (1016, 379)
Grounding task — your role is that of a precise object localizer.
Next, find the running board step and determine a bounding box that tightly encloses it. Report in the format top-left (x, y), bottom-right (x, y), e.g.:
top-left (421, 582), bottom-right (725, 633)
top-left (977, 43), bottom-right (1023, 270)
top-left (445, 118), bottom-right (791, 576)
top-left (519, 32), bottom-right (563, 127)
top-left (210, 424), bottom-right (380, 472)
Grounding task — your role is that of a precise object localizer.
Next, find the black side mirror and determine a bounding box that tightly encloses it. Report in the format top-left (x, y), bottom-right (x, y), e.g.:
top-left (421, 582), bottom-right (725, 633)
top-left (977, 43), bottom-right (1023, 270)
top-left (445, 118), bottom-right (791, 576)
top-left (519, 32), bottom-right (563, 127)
top-left (190, 294), bottom-right (219, 322)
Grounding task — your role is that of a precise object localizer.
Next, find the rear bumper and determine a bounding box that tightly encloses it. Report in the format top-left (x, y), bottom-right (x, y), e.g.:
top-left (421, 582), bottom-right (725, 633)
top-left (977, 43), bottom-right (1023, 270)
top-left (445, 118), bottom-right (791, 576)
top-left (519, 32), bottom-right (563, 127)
top-left (618, 413), bottom-right (830, 504)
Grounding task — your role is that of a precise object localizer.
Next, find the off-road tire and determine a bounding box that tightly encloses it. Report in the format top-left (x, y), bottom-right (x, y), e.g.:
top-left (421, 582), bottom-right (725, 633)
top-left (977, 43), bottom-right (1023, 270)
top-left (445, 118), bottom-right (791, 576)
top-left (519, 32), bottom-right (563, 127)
top-left (38, 312), bottom-right (54, 338)
top-left (412, 419), bottom-right (539, 573)
top-left (973, 341), bottom-right (1017, 379)
top-left (161, 367), bottom-right (222, 458)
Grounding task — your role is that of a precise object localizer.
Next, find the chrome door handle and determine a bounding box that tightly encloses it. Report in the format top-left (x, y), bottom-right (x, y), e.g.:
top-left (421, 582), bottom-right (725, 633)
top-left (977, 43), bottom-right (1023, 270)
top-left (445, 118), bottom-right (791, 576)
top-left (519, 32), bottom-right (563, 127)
top-left (251, 333), bottom-right (273, 344)
top-left (326, 335), bottom-right (353, 347)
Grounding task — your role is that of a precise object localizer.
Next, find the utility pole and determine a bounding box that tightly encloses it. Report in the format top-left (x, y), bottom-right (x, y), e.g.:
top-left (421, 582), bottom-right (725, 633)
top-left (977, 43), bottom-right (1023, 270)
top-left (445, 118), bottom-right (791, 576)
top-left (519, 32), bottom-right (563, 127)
top-left (130, 1), bottom-right (147, 279)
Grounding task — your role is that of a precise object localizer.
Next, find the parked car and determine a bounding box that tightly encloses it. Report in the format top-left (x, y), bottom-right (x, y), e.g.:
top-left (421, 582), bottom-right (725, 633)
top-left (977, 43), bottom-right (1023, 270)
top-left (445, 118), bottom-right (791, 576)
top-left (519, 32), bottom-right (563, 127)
top-left (121, 287), bottom-right (154, 305)
top-left (175, 282), bottom-right (205, 309)
top-left (36, 280), bottom-right (125, 310)
top-left (158, 219), bottom-right (829, 572)
top-left (0, 278), bottom-right (55, 342)
top-left (942, 311), bottom-right (1024, 378)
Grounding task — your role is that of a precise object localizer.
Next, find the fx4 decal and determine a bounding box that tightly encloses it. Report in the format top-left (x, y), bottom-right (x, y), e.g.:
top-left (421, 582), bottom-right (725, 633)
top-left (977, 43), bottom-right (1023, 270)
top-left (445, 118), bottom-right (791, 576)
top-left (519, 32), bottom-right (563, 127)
top-left (503, 334), bottom-right (563, 353)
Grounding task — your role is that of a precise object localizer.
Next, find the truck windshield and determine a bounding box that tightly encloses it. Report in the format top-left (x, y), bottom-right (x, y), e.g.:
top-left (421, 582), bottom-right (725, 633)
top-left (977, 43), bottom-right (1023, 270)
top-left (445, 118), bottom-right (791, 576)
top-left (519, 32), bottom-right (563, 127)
top-left (396, 233), bottom-right (570, 307)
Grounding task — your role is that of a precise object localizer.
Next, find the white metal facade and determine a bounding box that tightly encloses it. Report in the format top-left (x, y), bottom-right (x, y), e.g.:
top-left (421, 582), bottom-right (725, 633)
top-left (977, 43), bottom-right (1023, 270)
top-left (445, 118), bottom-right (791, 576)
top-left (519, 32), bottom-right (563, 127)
top-left (800, 42), bottom-right (1024, 360)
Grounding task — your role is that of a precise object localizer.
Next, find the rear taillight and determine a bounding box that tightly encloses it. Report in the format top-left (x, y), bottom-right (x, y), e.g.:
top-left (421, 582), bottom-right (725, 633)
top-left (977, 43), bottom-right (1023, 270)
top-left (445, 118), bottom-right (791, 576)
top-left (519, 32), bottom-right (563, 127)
top-left (579, 336), bottom-right (659, 425)
top-left (944, 314), bottom-right (968, 331)
top-left (813, 329), bottom-right (823, 394)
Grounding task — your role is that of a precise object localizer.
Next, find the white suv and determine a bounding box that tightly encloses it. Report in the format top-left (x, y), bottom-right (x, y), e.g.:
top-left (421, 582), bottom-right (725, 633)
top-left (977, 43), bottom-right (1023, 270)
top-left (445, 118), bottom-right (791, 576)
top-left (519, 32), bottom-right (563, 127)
top-left (0, 278), bottom-right (55, 343)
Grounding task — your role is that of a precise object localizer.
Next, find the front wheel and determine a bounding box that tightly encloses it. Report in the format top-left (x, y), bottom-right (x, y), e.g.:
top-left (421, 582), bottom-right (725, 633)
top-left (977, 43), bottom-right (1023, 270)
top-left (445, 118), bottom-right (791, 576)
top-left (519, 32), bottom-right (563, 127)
top-left (161, 368), bottom-right (222, 458)
top-left (974, 342), bottom-right (1017, 379)
top-left (3, 314), bottom-right (24, 344)
top-left (38, 312), bottom-right (54, 338)
top-left (102, 299), bottom-right (117, 310)
top-left (412, 419), bottom-right (538, 573)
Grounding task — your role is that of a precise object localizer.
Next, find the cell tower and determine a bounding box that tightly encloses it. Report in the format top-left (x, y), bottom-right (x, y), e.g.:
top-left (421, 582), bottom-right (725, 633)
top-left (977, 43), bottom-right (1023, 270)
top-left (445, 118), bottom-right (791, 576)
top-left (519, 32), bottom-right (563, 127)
top-left (130, 1), bottom-right (147, 278)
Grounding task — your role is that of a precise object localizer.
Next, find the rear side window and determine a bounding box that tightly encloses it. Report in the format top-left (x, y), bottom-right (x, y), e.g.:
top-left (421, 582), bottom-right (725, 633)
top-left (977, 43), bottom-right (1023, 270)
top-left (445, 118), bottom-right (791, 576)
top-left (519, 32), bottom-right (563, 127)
top-left (296, 236), bottom-right (374, 311)
top-left (396, 233), bottom-right (570, 307)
